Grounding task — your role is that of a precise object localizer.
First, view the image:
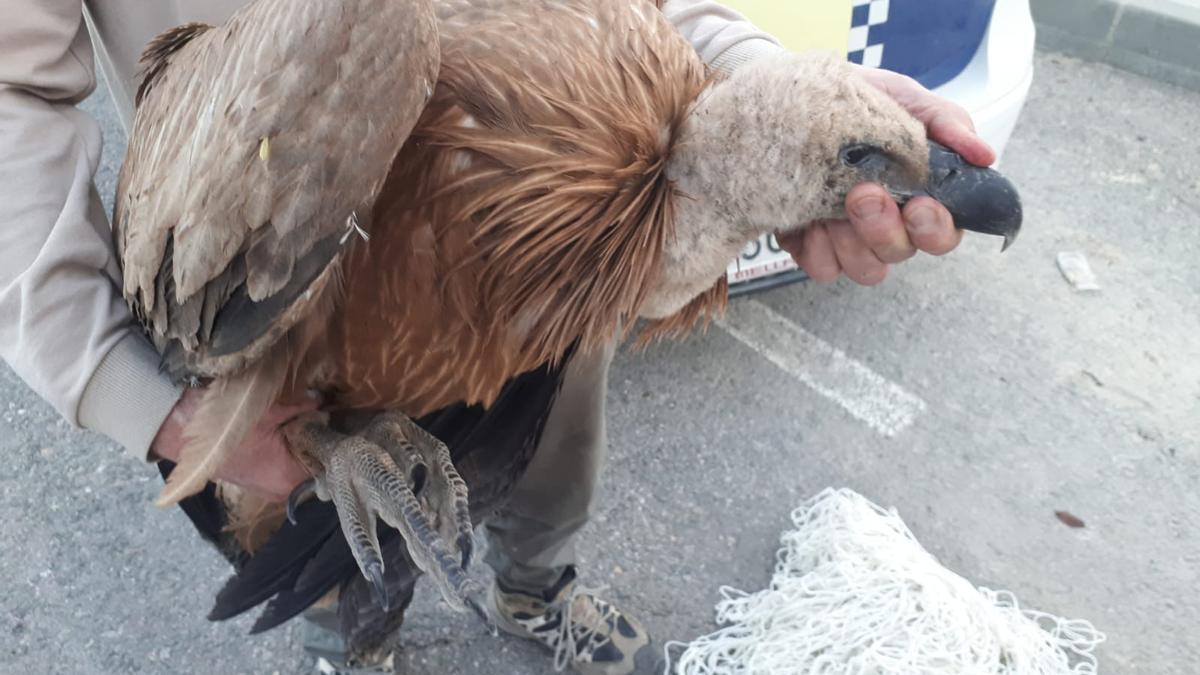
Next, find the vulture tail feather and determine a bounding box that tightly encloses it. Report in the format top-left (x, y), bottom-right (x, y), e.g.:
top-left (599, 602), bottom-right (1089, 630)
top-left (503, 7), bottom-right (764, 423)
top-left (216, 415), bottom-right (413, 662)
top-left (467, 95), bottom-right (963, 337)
top-left (157, 347), bottom-right (288, 506)
top-left (250, 534), bottom-right (361, 634)
top-left (207, 509), bottom-right (334, 621)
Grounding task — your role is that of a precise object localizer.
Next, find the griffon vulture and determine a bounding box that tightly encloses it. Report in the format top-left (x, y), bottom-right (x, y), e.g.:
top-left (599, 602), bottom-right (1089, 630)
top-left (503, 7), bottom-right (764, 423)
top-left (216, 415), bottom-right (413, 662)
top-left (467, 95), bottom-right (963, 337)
top-left (112, 0), bottom-right (1021, 662)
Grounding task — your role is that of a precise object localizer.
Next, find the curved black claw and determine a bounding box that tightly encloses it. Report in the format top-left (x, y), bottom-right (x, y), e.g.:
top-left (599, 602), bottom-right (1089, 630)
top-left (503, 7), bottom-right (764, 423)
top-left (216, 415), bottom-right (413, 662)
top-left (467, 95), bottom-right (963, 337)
top-left (465, 591), bottom-right (497, 636)
top-left (286, 479), bottom-right (318, 526)
top-left (364, 560), bottom-right (390, 613)
top-left (458, 532), bottom-right (475, 569)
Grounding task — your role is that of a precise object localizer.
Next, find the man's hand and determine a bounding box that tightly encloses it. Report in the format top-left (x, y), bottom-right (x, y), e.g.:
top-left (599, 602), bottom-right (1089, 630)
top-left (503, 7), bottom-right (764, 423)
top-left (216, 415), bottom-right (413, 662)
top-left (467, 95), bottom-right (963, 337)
top-left (778, 65), bottom-right (998, 285)
top-left (151, 388), bottom-right (318, 502)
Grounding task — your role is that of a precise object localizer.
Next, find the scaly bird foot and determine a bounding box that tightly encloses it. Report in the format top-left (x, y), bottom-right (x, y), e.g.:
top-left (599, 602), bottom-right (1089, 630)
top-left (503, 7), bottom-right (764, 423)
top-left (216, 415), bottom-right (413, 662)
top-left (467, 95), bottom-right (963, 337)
top-left (283, 412), bottom-right (490, 630)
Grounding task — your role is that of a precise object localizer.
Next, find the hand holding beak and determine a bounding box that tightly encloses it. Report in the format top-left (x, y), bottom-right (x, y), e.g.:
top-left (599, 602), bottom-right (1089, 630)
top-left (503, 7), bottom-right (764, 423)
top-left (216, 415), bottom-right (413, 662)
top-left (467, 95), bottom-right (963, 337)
top-left (779, 65), bottom-right (998, 285)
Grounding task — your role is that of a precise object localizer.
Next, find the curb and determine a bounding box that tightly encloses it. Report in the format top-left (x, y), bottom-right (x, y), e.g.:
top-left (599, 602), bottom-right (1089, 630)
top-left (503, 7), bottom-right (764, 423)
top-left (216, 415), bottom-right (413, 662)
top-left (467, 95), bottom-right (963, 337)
top-left (1033, 0), bottom-right (1200, 92)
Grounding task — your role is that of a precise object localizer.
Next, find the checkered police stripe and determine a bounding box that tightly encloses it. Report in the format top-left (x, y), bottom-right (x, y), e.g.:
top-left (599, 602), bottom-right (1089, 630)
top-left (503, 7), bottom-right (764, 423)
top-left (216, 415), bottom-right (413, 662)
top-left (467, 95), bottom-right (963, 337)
top-left (848, 0), bottom-right (888, 68)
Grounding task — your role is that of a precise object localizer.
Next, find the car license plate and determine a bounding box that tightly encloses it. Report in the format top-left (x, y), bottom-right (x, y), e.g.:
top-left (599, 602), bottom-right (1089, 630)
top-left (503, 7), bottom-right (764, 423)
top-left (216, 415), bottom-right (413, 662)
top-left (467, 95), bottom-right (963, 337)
top-left (726, 233), bottom-right (798, 285)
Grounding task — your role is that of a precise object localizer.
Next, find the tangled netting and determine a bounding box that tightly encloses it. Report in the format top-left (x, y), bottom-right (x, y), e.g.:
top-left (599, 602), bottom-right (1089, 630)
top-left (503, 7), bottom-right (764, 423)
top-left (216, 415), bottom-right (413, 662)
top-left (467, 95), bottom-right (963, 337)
top-left (666, 488), bottom-right (1104, 675)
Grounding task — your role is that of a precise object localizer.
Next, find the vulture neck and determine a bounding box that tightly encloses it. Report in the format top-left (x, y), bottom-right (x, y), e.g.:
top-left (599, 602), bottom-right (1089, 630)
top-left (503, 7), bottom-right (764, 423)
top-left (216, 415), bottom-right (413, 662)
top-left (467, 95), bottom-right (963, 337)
top-left (648, 85), bottom-right (786, 320)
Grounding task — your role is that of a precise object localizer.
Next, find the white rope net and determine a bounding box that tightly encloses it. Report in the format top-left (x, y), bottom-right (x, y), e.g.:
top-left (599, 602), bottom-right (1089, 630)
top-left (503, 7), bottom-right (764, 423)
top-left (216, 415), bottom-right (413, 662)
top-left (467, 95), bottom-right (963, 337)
top-left (667, 488), bottom-right (1104, 675)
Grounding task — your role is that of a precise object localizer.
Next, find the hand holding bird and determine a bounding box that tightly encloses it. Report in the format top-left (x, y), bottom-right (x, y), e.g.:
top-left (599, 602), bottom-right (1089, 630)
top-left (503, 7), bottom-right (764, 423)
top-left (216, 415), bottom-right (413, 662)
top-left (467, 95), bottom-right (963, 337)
top-left (151, 387), bottom-right (317, 502)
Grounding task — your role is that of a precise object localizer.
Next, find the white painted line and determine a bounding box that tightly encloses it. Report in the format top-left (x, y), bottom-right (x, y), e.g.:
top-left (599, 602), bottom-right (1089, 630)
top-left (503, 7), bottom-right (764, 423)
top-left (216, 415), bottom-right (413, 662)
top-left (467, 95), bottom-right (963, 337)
top-left (716, 299), bottom-right (927, 437)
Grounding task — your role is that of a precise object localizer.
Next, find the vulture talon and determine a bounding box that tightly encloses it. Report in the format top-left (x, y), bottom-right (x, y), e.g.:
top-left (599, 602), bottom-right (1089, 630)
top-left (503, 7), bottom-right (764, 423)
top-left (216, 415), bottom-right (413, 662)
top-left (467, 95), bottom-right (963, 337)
top-left (364, 560), bottom-right (390, 613)
top-left (282, 413), bottom-right (480, 622)
top-left (285, 478), bottom-right (317, 526)
top-left (362, 411), bottom-right (475, 569)
top-left (465, 590), bottom-right (498, 636)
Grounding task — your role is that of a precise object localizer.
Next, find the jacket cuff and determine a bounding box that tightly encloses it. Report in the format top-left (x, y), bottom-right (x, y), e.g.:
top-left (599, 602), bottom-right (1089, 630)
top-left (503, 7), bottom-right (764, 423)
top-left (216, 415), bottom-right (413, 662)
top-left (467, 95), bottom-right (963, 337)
top-left (77, 331), bottom-right (183, 463)
top-left (711, 38), bottom-right (787, 75)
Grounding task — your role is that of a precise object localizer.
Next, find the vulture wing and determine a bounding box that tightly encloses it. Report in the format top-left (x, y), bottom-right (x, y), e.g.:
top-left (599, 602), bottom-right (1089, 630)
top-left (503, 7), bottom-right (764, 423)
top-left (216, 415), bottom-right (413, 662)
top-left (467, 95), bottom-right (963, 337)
top-left (114, 0), bottom-right (440, 380)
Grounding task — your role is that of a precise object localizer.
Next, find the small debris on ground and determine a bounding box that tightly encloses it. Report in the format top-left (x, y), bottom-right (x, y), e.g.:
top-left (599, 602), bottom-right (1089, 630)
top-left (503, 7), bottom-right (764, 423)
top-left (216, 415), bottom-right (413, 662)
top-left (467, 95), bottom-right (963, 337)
top-left (1055, 511), bottom-right (1086, 528)
top-left (1056, 251), bottom-right (1101, 291)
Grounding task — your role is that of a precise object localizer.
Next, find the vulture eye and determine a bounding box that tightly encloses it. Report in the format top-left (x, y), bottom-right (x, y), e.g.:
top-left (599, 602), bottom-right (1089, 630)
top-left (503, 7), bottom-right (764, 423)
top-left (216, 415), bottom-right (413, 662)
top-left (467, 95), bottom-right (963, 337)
top-left (840, 144), bottom-right (880, 168)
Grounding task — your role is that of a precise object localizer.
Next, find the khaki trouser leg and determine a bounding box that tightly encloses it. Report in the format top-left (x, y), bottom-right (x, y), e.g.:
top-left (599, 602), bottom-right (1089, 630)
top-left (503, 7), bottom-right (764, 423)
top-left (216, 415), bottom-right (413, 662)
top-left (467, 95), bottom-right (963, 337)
top-left (483, 341), bottom-right (616, 595)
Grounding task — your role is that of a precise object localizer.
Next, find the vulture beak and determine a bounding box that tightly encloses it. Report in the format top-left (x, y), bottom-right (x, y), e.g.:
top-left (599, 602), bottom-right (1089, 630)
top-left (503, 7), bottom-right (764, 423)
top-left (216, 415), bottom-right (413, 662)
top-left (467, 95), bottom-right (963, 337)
top-left (909, 142), bottom-right (1023, 252)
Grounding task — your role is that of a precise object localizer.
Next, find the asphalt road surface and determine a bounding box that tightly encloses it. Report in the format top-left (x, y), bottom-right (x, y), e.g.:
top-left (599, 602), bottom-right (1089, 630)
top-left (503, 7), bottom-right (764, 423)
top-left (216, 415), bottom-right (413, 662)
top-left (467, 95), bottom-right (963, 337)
top-left (2, 51), bottom-right (1198, 674)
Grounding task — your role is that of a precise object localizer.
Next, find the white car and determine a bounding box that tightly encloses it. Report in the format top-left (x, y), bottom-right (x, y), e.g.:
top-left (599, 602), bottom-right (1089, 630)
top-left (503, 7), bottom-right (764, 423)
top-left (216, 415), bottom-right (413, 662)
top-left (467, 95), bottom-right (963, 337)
top-left (722, 0), bottom-right (1036, 295)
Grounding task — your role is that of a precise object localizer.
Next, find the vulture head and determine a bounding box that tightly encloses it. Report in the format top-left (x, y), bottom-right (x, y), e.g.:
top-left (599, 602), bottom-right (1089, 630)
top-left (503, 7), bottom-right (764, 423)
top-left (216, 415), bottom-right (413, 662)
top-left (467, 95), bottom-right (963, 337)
top-left (646, 50), bottom-right (1021, 319)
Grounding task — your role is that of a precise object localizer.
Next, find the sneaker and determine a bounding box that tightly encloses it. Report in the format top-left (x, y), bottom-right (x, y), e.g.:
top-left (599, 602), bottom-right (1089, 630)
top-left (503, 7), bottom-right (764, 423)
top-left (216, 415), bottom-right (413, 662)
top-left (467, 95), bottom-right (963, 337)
top-left (487, 567), bottom-right (661, 674)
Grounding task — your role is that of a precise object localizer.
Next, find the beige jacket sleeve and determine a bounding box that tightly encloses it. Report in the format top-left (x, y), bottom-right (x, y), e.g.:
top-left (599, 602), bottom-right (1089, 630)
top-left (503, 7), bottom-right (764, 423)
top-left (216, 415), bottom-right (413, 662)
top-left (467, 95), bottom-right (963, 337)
top-left (0, 0), bottom-right (182, 460)
top-left (0, 0), bottom-right (782, 464)
top-left (664, 0), bottom-right (785, 73)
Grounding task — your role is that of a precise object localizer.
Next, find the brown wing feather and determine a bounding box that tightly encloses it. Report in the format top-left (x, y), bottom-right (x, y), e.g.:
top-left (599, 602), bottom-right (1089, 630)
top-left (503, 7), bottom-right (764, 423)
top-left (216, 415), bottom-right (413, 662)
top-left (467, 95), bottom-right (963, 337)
top-left (135, 22), bottom-right (213, 108)
top-left (115, 0), bottom-right (440, 503)
top-left (114, 0), bottom-right (440, 381)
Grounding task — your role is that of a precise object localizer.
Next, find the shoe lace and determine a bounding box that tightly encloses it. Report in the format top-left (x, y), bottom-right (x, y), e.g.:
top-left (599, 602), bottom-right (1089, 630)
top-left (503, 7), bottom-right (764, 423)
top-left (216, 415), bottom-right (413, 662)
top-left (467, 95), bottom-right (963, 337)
top-left (552, 582), bottom-right (617, 672)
